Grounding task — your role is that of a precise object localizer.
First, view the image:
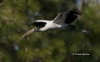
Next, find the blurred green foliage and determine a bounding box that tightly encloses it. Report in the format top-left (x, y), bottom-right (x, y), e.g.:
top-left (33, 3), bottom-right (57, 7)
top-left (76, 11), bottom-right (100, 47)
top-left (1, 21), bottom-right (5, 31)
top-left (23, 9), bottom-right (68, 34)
top-left (0, 0), bottom-right (100, 62)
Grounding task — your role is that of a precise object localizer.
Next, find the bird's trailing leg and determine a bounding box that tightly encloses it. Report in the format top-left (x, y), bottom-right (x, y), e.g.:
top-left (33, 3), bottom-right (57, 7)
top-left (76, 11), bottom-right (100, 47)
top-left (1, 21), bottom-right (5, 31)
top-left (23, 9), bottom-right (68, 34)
top-left (74, 28), bottom-right (91, 34)
top-left (67, 25), bottom-right (91, 34)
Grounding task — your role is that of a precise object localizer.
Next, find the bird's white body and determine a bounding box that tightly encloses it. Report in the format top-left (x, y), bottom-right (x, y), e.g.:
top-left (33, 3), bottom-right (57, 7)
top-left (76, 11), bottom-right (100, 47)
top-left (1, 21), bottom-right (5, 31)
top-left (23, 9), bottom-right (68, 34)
top-left (36, 20), bottom-right (68, 31)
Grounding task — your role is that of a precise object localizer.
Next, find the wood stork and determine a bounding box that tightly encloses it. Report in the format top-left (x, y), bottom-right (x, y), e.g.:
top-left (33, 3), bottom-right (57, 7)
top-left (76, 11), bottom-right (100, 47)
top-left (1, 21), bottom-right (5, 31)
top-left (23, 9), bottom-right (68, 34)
top-left (22, 9), bottom-right (90, 38)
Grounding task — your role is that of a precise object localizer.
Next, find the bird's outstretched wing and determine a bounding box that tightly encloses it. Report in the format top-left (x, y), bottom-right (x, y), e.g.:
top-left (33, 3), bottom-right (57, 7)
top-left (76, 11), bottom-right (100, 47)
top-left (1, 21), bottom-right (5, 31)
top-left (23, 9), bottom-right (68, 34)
top-left (53, 12), bottom-right (67, 24)
top-left (53, 9), bottom-right (81, 24)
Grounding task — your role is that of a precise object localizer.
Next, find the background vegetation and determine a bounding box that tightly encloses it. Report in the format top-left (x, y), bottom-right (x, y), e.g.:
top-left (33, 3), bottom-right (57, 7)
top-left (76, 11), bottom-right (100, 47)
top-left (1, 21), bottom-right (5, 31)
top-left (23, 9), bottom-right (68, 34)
top-left (0, 0), bottom-right (100, 62)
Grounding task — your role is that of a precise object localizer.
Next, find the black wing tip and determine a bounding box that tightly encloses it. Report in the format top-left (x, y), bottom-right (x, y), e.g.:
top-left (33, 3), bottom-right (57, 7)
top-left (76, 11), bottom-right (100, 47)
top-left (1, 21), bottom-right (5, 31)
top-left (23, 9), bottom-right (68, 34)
top-left (68, 8), bottom-right (81, 13)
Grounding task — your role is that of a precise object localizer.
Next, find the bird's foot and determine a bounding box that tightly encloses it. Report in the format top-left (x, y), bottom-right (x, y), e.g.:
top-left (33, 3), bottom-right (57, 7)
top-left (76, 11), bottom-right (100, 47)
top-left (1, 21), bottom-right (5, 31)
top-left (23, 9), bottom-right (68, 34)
top-left (82, 30), bottom-right (91, 34)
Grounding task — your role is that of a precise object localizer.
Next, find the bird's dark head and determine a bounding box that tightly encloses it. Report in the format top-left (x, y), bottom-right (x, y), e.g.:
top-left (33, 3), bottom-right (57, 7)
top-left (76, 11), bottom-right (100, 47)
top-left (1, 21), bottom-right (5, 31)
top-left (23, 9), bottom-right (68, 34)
top-left (69, 9), bottom-right (82, 16)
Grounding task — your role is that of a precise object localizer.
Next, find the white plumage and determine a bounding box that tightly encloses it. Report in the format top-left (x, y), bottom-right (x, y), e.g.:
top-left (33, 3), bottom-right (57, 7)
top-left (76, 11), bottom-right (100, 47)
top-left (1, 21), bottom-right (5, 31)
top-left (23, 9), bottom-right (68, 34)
top-left (22, 9), bottom-right (90, 38)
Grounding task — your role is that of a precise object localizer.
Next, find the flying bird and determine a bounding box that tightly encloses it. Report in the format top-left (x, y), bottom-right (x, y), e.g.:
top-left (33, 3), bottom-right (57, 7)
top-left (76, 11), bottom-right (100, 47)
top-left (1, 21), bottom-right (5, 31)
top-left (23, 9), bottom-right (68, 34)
top-left (22, 9), bottom-right (90, 38)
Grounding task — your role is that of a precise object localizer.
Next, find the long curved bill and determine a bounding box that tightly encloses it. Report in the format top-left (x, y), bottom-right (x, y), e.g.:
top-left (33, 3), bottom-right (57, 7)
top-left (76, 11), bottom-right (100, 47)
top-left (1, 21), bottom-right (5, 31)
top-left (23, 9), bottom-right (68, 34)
top-left (22, 28), bottom-right (37, 38)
